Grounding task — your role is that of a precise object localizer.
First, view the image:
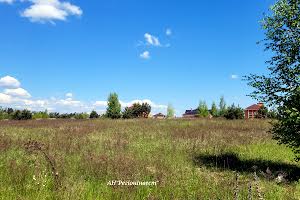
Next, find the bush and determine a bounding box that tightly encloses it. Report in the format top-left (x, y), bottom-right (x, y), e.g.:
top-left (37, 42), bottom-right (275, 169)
top-left (12, 109), bottom-right (32, 120)
top-left (224, 104), bottom-right (244, 120)
top-left (74, 113), bottom-right (89, 119)
top-left (90, 110), bottom-right (99, 119)
top-left (32, 110), bottom-right (49, 119)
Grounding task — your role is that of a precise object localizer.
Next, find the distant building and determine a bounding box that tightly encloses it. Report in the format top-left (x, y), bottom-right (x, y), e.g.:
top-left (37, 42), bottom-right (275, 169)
top-left (153, 113), bottom-right (166, 119)
top-left (182, 109), bottom-right (198, 118)
top-left (244, 103), bottom-right (264, 119)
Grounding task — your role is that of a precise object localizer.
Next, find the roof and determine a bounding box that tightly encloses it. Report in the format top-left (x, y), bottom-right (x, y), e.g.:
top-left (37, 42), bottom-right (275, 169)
top-left (245, 103), bottom-right (263, 111)
top-left (183, 109), bottom-right (198, 115)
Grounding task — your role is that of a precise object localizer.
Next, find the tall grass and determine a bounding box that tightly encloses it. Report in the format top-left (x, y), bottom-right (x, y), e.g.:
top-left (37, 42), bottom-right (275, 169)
top-left (0, 119), bottom-right (299, 199)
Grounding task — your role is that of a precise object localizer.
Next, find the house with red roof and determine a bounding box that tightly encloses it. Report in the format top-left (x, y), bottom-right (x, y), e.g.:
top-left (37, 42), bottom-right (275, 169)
top-left (244, 103), bottom-right (264, 119)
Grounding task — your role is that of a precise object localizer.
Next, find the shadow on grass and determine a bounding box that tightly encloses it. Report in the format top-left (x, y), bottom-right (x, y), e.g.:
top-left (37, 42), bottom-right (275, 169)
top-left (193, 152), bottom-right (300, 182)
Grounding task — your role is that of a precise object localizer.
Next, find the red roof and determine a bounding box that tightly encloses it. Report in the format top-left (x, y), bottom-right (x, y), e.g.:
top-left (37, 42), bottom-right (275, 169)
top-left (245, 103), bottom-right (263, 111)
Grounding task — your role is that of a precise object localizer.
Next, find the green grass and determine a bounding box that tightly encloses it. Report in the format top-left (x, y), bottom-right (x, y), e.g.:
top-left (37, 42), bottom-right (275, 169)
top-left (0, 119), bottom-right (299, 199)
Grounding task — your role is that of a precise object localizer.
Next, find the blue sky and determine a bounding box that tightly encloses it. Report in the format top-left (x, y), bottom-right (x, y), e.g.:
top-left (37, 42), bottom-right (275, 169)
top-left (0, 0), bottom-right (275, 115)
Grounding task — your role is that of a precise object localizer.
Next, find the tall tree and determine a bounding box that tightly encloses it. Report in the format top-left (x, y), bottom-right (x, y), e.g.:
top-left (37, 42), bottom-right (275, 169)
top-left (245, 0), bottom-right (300, 160)
top-left (167, 103), bottom-right (175, 118)
top-left (106, 92), bottom-right (121, 119)
top-left (210, 101), bottom-right (218, 117)
top-left (219, 96), bottom-right (227, 117)
top-left (198, 100), bottom-right (209, 117)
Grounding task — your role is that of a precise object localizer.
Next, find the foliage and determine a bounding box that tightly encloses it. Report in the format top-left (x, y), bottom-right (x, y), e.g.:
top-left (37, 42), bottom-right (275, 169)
top-left (210, 101), bottom-right (218, 117)
top-left (89, 111), bottom-right (99, 119)
top-left (224, 104), bottom-right (244, 120)
top-left (32, 110), bottom-right (49, 119)
top-left (256, 105), bottom-right (268, 119)
top-left (267, 109), bottom-right (278, 119)
top-left (106, 93), bottom-right (122, 119)
top-left (197, 100), bottom-right (209, 117)
top-left (11, 109), bottom-right (32, 120)
top-left (244, 0), bottom-right (300, 160)
top-left (74, 113), bottom-right (89, 120)
top-left (122, 107), bottom-right (135, 119)
top-left (167, 103), bottom-right (175, 118)
top-left (219, 96), bottom-right (227, 117)
top-left (122, 103), bottom-right (151, 119)
top-left (49, 112), bottom-right (60, 118)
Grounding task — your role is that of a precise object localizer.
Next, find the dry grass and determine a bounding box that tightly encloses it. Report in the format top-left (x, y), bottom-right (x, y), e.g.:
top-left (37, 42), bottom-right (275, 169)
top-left (0, 118), bottom-right (299, 199)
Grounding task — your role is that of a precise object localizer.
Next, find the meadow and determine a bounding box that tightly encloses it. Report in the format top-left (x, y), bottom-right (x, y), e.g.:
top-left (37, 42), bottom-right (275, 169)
top-left (0, 119), bottom-right (299, 200)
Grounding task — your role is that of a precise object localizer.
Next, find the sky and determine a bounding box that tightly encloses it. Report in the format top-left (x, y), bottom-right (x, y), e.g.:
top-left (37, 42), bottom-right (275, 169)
top-left (0, 0), bottom-right (275, 115)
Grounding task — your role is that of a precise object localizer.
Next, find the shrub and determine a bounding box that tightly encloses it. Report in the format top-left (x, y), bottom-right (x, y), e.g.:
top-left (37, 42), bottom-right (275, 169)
top-left (12, 109), bottom-right (32, 120)
top-left (90, 110), bottom-right (99, 119)
top-left (224, 104), bottom-right (244, 120)
top-left (74, 113), bottom-right (89, 119)
top-left (32, 110), bottom-right (49, 119)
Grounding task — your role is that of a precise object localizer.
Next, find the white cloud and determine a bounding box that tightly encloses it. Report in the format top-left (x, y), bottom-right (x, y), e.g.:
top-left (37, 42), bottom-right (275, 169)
top-left (20, 0), bottom-right (82, 23)
top-left (65, 92), bottom-right (73, 98)
top-left (56, 98), bottom-right (81, 107)
top-left (166, 28), bottom-right (172, 36)
top-left (119, 99), bottom-right (167, 109)
top-left (0, 93), bottom-right (12, 104)
top-left (4, 88), bottom-right (31, 98)
top-left (0, 76), bottom-right (21, 88)
top-left (144, 33), bottom-right (161, 46)
top-left (93, 101), bottom-right (107, 107)
top-left (0, 0), bottom-right (14, 4)
top-left (231, 74), bottom-right (239, 79)
top-left (140, 51), bottom-right (150, 59)
top-left (0, 76), bottom-right (167, 113)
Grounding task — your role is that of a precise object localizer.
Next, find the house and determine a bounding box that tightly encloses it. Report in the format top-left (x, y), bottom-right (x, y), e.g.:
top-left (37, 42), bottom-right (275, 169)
top-left (153, 113), bottom-right (166, 119)
top-left (244, 103), bottom-right (264, 119)
top-left (182, 109), bottom-right (198, 118)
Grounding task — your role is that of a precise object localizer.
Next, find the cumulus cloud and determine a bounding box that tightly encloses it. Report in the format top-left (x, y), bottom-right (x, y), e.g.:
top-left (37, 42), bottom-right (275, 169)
top-left (21, 0), bottom-right (82, 23)
top-left (0, 76), bottom-right (167, 113)
top-left (140, 51), bottom-right (150, 59)
top-left (1, 0), bottom-right (82, 23)
top-left (231, 74), bottom-right (239, 79)
top-left (0, 93), bottom-right (12, 104)
top-left (144, 33), bottom-right (161, 46)
top-left (65, 92), bottom-right (73, 98)
top-left (93, 101), bottom-right (107, 107)
top-left (4, 88), bottom-right (31, 98)
top-left (0, 76), bottom-right (21, 88)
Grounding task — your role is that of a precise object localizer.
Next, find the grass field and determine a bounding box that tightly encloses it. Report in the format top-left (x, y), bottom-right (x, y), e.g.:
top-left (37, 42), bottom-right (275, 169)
top-left (0, 119), bottom-right (299, 199)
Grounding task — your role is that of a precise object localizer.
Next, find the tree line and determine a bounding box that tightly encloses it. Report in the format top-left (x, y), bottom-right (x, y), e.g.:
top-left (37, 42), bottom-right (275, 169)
top-left (0, 93), bottom-right (277, 121)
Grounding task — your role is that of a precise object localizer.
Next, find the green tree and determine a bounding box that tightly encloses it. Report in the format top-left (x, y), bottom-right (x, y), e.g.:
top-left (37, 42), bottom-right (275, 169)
top-left (245, 0), bottom-right (300, 160)
top-left (106, 92), bottom-right (121, 119)
top-left (224, 104), bottom-right (244, 120)
top-left (90, 110), bottom-right (99, 119)
top-left (198, 100), bottom-right (209, 117)
top-left (219, 96), bottom-right (227, 117)
top-left (256, 105), bottom-right (268, 119)
top-left (167, 103), bottom-right (175, 118)
top-left (122, 107), bottom-right (134, 119)
top-left (122, 103), bottom-right (151, 119)
top-left (210, 101), bottom-right (218, 117)
top-left (140, 103), bottom-right (151, 118)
